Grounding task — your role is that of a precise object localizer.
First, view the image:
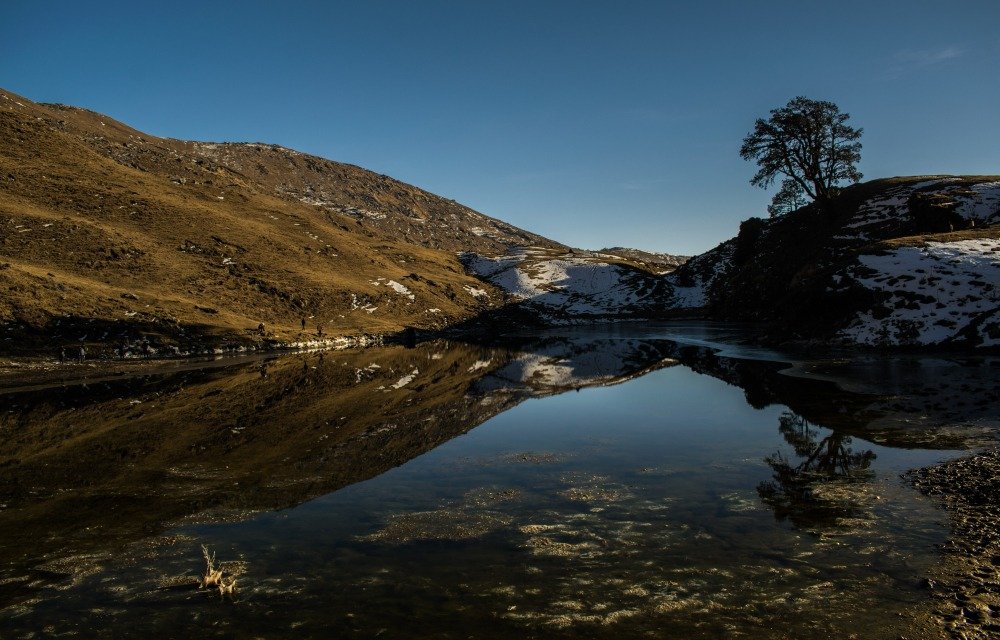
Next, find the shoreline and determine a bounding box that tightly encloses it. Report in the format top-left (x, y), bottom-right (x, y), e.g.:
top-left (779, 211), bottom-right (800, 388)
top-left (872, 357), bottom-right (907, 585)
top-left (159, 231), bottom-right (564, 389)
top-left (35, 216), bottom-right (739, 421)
top-left (0, 332), bottom-right (388, 392)
top-left (905, 448), bottom-right (1000, 639)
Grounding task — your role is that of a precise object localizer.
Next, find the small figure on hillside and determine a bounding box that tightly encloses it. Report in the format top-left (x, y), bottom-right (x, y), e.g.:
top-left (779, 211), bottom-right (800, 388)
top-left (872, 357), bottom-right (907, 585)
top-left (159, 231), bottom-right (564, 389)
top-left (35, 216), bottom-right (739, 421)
top-left (316, 324), bottom-right (323, 337)
top-left (257, 322), bottom-right (266, 336)
top-left (141, 339), bottom-right (152, 358)
top-left (77, 345), bottom-right (86, 363)
top-left (300, 317), bottom-right (306, 331)
top-left (58, 346), bottom-right (66, 362)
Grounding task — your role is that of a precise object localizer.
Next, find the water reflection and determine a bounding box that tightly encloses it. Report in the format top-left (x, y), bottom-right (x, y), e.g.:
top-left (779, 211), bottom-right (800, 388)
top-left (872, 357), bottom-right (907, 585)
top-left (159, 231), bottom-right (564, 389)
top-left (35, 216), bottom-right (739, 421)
top-left (472, 335), bottom-right (679, 395)
top-left (758, 412), bottom-right (877, 531)
top-left (0, 327), bottom-right (997, 638)
top-left (0, 335), bottom-right (681, 612)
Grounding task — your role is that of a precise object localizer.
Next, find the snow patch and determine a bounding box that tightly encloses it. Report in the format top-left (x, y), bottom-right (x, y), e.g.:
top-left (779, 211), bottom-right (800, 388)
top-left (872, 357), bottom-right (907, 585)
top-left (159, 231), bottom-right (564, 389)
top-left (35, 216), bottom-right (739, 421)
top-left (953, 181), bottom-right (1000, 223)
top-left (386, 279), bottom-right (415, 301)
top-left (355, 363), bottom-right (381, 383)
top-left (664, 242), bottom-right (735, 310)
top-left (838, 238), bottom-right (1000, 347)
top-left (464, 285), bottom-right (489, 298)
top-left (461, 247), bottom-right (669, 316)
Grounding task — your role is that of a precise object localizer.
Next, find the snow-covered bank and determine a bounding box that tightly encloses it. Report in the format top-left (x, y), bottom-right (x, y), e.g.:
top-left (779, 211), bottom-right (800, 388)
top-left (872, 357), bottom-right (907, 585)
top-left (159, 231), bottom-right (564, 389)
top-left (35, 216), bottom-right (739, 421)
top-left (837, 238), bottom-right (1000, 347)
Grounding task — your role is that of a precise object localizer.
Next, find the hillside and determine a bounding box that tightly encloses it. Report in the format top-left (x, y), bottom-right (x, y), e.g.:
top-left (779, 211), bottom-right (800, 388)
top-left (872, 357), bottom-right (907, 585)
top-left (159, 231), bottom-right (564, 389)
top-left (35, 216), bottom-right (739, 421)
top-left (459, 246), bottom-right (678, 324)
top-left (0, 88), bottom-right (563, 356)
top-left (4, 87), bottom-right (996, 353)
top-left (665, 176), bottom-right (1000, 348)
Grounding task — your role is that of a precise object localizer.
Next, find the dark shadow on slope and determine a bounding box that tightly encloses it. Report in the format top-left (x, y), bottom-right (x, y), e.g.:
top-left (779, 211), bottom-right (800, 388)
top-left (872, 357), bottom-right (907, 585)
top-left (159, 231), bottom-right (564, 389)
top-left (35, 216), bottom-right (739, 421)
top-left (0, 314), bottom-right (280, 359)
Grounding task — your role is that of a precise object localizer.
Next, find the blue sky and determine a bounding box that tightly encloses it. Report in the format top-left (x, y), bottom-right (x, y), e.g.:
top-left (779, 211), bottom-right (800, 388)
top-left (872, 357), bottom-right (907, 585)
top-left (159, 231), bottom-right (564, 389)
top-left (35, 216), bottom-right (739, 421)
top-left (2, 1), bottom-right (998, 255)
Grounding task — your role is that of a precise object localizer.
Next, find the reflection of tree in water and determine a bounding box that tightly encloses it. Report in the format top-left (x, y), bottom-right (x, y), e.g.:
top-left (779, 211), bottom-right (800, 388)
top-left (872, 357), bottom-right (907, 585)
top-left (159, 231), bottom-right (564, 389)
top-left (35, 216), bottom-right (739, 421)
top-left (757, 412), bottom-right (877, 530)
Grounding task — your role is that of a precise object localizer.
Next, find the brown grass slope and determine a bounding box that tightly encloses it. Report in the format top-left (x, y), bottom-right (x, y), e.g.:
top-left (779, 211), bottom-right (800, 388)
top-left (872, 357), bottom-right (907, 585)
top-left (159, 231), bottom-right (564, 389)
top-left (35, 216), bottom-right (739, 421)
top-left (0, 88), bottom-right (559, 356)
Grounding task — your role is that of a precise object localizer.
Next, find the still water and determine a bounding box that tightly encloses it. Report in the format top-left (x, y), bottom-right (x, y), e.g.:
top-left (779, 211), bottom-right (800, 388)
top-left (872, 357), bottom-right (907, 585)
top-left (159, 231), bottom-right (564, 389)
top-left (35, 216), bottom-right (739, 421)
top-left (1, 324), bottom-right (997, 638)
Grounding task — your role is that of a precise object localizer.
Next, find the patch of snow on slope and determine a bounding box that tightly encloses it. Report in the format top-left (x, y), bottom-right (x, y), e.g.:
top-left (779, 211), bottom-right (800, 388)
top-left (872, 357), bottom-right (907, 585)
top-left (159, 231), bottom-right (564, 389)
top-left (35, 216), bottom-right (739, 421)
top-left (953, 181), bottom-right (1000, 224)
top-left (464, 285), bottom-right (489, 298)
top-left (463, 251), bottom-right (526, 278)
top-left (461, 249), bottom-right (668, 317)
top-left (669, 281), bottom-right (706, 309)
top-left (665, 241), bottom-right (735, 309)
top-left (841, 179), bottom-right (1000, 235)
top-left (355, 363), bottom-right (381, 383)
top-left (842, 180), bottom-right (951, 231)
top-left (467, 359), bottom-right (492, 372)
top-left (838, 238), bottom-right (1000, 346)
top-left (386, 280), bottom-right (415, 301)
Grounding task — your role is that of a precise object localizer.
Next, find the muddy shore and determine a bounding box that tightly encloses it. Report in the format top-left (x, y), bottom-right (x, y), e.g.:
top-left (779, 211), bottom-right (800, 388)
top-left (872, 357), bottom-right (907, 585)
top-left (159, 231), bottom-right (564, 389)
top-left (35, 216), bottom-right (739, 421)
top-left (905, 449), bottom-right (1000, 639)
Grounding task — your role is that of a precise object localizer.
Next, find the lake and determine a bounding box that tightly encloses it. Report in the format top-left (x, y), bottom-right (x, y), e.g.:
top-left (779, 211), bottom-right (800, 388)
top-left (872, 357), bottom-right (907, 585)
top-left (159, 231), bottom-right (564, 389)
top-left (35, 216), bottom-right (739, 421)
top-left (1, 323), bottom-right (997, 638)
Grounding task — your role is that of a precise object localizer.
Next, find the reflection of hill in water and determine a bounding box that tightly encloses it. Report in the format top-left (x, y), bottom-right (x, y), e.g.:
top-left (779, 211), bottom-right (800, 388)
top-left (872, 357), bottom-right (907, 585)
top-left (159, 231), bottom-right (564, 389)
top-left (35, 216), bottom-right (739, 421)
top-left (662, 343), bottom-right (1000, 449)
top-left (472, 336), bottom-right (678, 395)
top-left (655, 343), bottom-right (998, 535)
top-left (1, 332), bottom-right (998, 608)
top-left (0, 336), bottom-right (680, 607)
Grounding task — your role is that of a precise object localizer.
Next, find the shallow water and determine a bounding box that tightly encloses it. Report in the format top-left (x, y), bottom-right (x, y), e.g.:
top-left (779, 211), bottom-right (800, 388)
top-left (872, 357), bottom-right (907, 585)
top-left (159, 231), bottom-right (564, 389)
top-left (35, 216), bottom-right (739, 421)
top-left (1, 325), bottom-right (997, 638)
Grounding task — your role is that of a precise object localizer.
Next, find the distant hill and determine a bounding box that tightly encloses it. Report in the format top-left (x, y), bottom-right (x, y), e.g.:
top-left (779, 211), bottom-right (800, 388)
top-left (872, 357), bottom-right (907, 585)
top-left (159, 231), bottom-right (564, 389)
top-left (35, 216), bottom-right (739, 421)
top-left (664, 176), bottom-right (1000, 348)
top-left (598, 247), bottom-right (688, 271)
top-left (459, 246), bottom-right (677, 324)
top-left (0, 88), bottom-right (562, 356)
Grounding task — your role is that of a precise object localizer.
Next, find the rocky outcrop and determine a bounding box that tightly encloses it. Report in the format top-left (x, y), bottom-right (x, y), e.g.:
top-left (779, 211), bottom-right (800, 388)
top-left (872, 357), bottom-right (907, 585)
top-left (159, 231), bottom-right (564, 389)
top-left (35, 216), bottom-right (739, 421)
top-left (663, 176), bottom-right (1000, 348)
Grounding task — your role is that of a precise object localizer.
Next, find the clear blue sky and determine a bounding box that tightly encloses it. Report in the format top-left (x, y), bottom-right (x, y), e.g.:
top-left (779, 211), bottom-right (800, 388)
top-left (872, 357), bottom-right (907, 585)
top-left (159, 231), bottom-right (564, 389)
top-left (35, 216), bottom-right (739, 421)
top-left (2, 1), bottom-right (998, 255)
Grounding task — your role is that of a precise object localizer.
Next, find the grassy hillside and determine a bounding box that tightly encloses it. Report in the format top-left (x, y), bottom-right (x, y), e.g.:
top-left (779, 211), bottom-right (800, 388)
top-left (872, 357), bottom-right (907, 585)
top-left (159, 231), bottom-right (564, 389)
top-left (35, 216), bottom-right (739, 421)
top-left (0, 89), bottom-right (560, 356)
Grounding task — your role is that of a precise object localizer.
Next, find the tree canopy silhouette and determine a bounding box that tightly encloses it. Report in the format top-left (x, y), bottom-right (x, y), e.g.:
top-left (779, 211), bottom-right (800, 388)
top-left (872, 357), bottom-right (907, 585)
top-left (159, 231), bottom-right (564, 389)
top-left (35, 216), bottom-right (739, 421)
top-left (740, 97), bottom-right (863, 206)
top-left (766, 178), bottom-right (808, 218)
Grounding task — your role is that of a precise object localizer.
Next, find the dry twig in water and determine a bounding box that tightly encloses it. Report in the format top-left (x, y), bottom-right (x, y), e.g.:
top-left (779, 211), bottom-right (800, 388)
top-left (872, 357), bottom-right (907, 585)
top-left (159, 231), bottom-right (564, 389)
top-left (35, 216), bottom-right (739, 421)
top-left (200, 545), bottom-right (223, 589)
top-left (219, 575), bottom-right (238, 599)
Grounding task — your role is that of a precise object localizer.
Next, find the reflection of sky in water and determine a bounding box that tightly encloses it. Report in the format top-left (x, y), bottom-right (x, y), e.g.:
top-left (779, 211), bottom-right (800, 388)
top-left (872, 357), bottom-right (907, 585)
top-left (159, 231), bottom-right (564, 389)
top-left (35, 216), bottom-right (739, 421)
top-left (1, 330), bottom-right (991, 639)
